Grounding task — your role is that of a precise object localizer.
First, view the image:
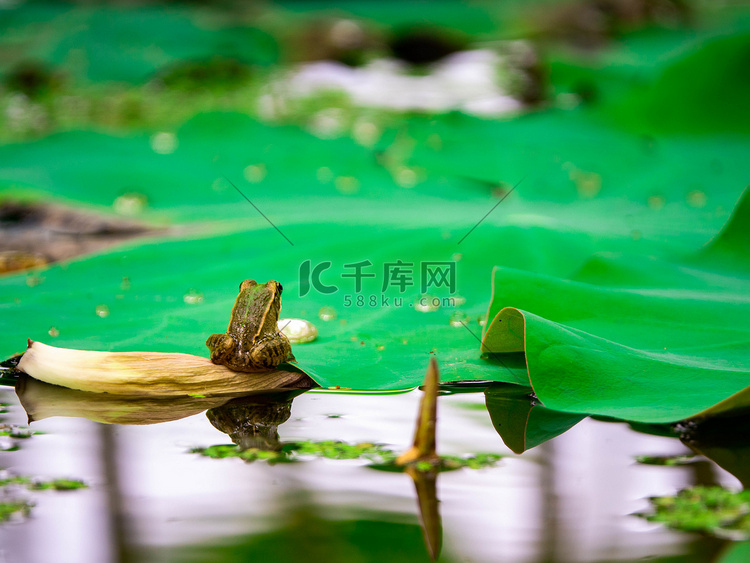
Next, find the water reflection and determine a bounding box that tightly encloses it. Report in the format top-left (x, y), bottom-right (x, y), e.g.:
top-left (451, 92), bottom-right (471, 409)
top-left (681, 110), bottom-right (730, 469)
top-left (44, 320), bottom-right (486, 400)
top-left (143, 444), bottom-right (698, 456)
top-left (5, 376), bottom-right (750, 562)
top-left (679, 411), bottom-right (750, 489)
top-left (483, 381), bottom-right (750, 490)
top-left (15, 374), bottom-right (255, 425)
top-left (405, 466), bottom-right (441, 560)
top-left (484, 383), bottom-right (586, 453)
top-left (206, 391), bottom-right (305, 451)
top-left (158, 491), bottom-right (444, 563)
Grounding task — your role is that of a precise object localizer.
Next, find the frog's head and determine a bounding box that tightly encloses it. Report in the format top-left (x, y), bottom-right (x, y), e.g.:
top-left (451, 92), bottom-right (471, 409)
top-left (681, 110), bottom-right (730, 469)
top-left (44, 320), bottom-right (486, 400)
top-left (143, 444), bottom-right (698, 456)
top-left (238, 279), bottom-right (283, 302)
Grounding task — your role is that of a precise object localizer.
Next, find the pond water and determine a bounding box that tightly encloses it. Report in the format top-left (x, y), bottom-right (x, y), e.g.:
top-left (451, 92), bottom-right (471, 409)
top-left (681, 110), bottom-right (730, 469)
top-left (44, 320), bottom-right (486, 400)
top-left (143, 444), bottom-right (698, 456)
top-left (0, 381), bottom-right (742, 563)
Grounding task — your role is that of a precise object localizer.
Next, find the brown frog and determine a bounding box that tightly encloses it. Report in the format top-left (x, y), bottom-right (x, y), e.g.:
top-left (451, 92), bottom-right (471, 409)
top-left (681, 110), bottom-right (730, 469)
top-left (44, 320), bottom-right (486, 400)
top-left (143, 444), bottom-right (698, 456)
top-left (206, 280), bottom-right (295, 372)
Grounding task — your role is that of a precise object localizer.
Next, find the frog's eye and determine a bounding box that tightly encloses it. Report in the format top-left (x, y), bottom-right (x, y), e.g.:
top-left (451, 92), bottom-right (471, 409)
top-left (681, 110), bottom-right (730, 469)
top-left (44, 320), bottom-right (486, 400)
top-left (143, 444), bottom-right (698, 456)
top-left (277, 283), bottom-right (283, 293)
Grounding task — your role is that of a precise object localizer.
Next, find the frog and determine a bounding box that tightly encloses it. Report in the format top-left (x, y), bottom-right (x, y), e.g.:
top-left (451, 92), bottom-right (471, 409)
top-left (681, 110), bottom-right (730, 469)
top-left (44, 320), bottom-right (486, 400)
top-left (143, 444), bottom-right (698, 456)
top-left (206, 279), bottom-right (295, 372)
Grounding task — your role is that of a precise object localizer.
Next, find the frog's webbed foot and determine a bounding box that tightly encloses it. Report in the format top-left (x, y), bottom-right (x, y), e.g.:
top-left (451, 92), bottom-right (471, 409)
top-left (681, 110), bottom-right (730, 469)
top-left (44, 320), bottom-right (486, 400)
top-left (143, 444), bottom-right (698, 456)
top-left (206, 333), bottom-right (236, 365)
top-left (249, 337), bottom-right (293, 370)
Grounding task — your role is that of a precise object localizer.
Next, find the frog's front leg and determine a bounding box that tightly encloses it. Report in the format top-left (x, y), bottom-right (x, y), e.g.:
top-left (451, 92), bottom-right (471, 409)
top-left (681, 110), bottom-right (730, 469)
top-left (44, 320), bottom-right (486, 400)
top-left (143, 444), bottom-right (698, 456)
top-left (206, 333), bottom-right (236, 365)
top-left (249, 336), bottom-right (294, 370)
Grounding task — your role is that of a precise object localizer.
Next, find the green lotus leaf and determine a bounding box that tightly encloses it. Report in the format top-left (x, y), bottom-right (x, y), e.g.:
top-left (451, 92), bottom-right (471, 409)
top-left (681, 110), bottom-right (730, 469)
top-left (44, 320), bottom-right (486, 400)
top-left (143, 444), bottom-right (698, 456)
top-left (482, 188), bottom-right (750, 423)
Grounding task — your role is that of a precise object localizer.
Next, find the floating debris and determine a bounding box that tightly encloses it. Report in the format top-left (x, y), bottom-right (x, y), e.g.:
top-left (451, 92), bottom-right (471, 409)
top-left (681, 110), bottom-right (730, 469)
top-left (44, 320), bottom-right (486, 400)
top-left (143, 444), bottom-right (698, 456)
top-left (113, 192), bottom-right (148, 216)
top-left (334, 176), bottom-right (360, 195)
top-left (648, 195), bottom-right (666, 211)
top-left (318, 306), bottom-right (336, 321)
top-left (243, 164), bottom-right (267, 183)
top-left (449, 311), bottom-right (470, 327)
top-left (150, 131), bottom-right (177, 154)
top-left (25, 274), bottom-right (44, 287)
top-left (687, 190), bottom-right (707, 208)
top-left (316, 166), bottom-right (334, 183)
top-left (635, 454), bottom-right (697, 466)
top-left (415, 295), bottom-right (440, 312)
top-left (183, 290), bottom-right (204, 305)
top-left (643, 486), bottom-right (750, 540)
top-left (278, 318), bottom-right (318, 344)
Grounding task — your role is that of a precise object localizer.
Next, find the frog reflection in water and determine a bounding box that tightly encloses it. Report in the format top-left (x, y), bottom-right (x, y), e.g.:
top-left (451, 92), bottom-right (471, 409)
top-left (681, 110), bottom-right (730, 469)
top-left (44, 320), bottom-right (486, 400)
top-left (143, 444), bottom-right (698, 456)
top-left (206, 279), bottom-right (295, 372)
top-left (207, 391), bottom-right (301, 451)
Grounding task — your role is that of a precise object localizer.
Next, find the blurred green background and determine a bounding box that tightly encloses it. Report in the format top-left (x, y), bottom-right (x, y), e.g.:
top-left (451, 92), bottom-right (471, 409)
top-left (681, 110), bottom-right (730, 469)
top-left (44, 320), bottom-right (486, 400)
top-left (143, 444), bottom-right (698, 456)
top-left (1, 0), bottom-right (749, 419)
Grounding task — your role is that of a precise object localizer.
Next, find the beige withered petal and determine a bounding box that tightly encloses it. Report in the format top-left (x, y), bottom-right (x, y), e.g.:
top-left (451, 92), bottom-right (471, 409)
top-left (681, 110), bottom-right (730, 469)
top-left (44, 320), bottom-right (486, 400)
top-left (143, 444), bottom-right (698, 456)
top-left (18, 341), bottom-right (312, 397)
